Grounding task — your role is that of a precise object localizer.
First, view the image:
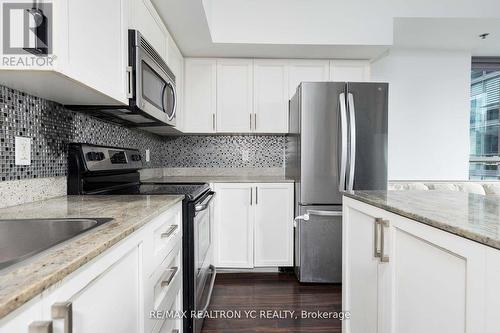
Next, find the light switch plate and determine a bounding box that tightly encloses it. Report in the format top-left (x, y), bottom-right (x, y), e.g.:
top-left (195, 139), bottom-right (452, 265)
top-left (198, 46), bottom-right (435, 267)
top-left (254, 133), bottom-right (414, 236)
top-left (145, 149), bottom-right (150, 162)
top-left (15, 136), bottom-right (31, 165)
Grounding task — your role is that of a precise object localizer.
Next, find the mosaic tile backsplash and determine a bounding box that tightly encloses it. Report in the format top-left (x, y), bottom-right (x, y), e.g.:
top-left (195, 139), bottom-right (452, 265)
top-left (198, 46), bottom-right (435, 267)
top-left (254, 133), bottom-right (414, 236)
top-left (0, 85), bottom-right (285, 182)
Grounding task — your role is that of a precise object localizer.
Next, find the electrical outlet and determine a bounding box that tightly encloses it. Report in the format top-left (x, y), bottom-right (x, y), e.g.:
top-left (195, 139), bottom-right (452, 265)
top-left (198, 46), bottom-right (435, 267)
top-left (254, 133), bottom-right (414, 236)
top-left (145, 149), bottom-right (150, 162)
top-left (241, 149), bottom-right (250, 161)
top-left (15, 136), bottom-right (31, 165)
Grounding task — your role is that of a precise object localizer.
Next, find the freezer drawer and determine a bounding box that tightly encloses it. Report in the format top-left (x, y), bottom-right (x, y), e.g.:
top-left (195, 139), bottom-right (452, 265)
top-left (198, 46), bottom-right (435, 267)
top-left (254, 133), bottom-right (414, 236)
top-left (294, 205), bottom-right (342, 283)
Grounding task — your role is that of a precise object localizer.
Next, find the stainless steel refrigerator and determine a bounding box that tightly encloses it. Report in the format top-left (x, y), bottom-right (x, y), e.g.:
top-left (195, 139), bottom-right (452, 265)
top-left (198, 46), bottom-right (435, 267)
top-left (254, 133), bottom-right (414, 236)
top-left (286, 82), bottom-right (388, 283)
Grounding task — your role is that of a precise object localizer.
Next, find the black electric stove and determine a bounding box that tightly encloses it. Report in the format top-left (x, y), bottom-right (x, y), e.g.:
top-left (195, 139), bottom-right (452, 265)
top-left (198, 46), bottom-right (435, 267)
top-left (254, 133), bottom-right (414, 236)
top-left (67, 143), bottom-right (216, 333)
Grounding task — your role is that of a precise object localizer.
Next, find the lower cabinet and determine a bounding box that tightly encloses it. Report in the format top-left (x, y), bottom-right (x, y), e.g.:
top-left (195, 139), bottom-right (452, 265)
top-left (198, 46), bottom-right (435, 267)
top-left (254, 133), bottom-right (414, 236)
top-left (212, 183), bottom-right (294, 268)
top-left (343, 197), bottom-right (487, 333)
top-left (0, 203), bottom-right (183, 333)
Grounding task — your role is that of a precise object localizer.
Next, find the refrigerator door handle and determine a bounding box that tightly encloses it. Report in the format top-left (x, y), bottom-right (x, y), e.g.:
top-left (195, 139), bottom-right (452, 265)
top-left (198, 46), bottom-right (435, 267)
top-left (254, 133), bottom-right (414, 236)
top-left (339, 93), bottom-right (348, 192)
top-left (294, 210), bottom-right (342, 224)
top-left (347, 92), bottom-right (356, 191)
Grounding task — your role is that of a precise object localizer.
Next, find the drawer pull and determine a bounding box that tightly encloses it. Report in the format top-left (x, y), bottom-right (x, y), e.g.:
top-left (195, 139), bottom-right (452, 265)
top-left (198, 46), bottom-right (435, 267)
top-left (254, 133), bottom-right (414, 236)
top-left (161, 266), bottom-right (179, 287)
top-left (172, 330), bottom-right (179, 333)
top-left (29, 321), bottom-right (53, 333)
top-left (161, 225), bottom-right (178, 238)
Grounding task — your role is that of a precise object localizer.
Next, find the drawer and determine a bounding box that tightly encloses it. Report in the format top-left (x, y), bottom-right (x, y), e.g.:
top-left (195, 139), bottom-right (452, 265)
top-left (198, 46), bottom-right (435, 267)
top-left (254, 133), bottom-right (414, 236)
top-left (151, 208), bottom-right (182, 272)
top-left (148, 248), bottom-right (182, 333)
top-left (155, 290), bottom-right (182, 333)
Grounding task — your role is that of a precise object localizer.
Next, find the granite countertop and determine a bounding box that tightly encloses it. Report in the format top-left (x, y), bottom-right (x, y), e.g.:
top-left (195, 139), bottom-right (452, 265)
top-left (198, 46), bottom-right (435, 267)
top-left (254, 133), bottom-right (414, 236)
top-left (142, 175), bottom-right (294, 183)
top-left (344, 190), bottom-right (500, 250)
top-left (0, 195), bottom-right (184, 319)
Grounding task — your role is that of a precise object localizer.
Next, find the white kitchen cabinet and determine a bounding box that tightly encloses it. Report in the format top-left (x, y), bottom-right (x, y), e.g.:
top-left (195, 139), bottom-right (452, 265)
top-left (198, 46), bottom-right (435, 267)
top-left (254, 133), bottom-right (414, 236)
top-left (212, 183), bottom-right (294, 269)
top-left (213, 183), bottom-right (254, 268)
top-left (254, 183), bottom-right (294, 267)
top-left (0, 203), bottom-right (183, 333)
top-left (288, 60), bottom-right (330, 98)
top-left (42, 247), bottom-right (140, 333)
top-left (129, 0), bottom-right (169, 62)
top-left (330, 60), bottom-right (370, 82)
top-left (343, 197), bottom-right (487, 333)
top-left (253, 60), bottom-right (289, 133)
top-left (183, 59), bottom-right (217, 133)
top-left (216, 59), bottom-right (254, 133)
top-left (167, 37), bottom-right (184, 131)
top-left (0, 0), bottom-right (129, 105)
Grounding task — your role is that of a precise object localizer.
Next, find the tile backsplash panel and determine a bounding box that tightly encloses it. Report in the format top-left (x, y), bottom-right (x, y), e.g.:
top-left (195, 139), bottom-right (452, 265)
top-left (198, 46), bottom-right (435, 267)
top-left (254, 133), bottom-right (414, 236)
top-left (0, 85), bottom-right (285, 182)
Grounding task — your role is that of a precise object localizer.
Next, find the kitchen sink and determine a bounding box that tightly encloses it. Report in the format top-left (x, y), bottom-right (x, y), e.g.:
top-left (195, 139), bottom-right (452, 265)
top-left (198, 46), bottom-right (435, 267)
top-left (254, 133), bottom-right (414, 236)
top-left (0, 218), bottom-right (113, 270)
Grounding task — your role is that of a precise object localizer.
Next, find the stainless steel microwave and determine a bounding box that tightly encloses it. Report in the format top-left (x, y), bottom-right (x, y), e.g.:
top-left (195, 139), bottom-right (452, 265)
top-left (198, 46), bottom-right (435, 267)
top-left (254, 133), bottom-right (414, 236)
top-left (67, 30), bottom-right (177, 130)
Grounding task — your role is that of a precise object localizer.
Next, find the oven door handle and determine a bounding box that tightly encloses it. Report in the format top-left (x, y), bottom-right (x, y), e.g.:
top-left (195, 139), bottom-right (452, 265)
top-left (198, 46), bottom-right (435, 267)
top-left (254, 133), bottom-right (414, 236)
top-left (195, 191), bottom-right (216, 212)
top-left (200, 265), bottom-right (217, 313)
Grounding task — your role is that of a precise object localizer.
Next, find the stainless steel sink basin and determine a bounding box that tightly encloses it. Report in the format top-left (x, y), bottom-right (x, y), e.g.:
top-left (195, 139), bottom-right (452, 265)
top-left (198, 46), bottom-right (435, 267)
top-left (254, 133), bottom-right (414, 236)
top-left (0, 218), bottom-right (113, 270)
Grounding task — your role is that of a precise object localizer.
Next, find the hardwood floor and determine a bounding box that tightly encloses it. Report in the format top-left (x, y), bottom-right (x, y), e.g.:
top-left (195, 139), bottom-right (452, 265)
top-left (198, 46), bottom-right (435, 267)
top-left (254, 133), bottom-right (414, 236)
top-left (201, 273), bottom-right (342, 333)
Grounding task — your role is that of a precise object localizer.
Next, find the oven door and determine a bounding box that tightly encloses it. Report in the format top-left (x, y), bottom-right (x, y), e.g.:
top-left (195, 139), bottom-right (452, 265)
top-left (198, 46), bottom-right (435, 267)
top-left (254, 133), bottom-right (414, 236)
top-left (134, 39), bottom-right (177, 127)
top-left (193, 191), bottom-right (216, 333)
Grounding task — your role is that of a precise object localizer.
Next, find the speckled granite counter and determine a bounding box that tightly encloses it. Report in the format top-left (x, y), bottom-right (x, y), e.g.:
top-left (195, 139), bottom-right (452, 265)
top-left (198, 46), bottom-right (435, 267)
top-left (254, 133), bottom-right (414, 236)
top-left (142, 175), bottom-right (294, 183)
top-left (0, 195), bottom-right (183, 319)
top-left (344, 190), bottom-right (500, 250)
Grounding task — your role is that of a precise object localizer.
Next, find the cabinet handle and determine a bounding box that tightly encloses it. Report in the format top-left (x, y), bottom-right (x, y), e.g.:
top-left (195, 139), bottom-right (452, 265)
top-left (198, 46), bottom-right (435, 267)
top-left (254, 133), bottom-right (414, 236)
top-left (29, 321), bottom-right (53, 333)
top-left (254, 113), bottom-right (257, 131)
top-left (212, 113), bottom-right (216, 131)
top-left (250, 113), bottom-right (253, 131)
top-left (250, 187), bottom-right (253, 205)
top-left (52, 302), bottom-right (72, 333)
top-left (380, 219), bottom-right (390, 263)
top-left (126, 66), bottom-right (133, 99)
top-left (255, 186), bottom-right (258, 205)
top-left (161, 225), bottom-right (178, 238)
top-left (161, 266), bottom-right (179, 287)
top-left (374, 218), bottom-right (382, 258)
top-left (172, 330), bottom-right (179, 333)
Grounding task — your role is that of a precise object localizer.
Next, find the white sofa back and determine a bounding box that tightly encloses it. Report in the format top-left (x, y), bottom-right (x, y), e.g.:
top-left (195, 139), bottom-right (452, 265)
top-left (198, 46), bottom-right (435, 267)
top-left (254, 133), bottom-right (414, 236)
top-left (388, 181), bottom-right (500, 196)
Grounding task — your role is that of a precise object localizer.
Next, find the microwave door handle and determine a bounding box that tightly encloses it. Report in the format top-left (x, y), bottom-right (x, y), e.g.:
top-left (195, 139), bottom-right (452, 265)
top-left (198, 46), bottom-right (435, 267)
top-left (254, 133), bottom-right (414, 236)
top-left (339, 93), bottom-right (348, 192)
top-left (347, 93), bottom-right (356, 191)
top-left (168, 81), bottom-right (177, 121)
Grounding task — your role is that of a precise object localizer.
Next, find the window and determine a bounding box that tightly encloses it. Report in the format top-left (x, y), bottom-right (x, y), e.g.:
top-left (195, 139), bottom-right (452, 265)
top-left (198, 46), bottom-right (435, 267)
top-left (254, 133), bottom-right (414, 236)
top-left (470, 58), bottom-right (500, 180)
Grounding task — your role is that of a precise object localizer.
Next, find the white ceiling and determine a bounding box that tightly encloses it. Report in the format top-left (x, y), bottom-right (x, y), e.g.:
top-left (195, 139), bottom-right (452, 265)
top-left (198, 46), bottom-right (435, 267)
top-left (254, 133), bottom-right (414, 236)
top-left (152, 0), bottom-right (500, 59)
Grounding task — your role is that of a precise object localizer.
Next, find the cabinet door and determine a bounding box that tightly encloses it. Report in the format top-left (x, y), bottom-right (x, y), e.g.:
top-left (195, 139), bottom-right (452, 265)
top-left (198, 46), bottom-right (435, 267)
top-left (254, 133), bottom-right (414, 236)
top-left (184, 58), bottom-right (217, 133)
top-left (288, 60), bottom-right (330, 98)
top-left (330, 60), bottom-right (370, 82)
top-left (253, 60), bottom-right (289, 133)
top-left (167, 38), bottom-right (184, 131)
top-left (130, 0), bottom-right (168, 61)
top-left (389, 213), bottom-right (486, 333)
top-left (216, 59), bottom-right (254, 133)
top-left (43, 247), bottom-right (140, 333)
top-left (254, 183), bottom-right (294, 267)
top-left (213, 183), bottom-right (254, 268)
top-left (63, 0), bottom-right (129, 104)
top-left (343, 199), bottom-right (389, 333)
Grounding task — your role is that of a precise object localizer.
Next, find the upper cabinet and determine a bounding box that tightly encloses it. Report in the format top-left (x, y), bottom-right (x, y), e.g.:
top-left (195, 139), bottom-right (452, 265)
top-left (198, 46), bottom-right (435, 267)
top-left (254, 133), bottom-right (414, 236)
top-left (183, 58), bottom-right (370, 134)
top-left (0, 0), bottom-right (182, 110)
top-left (0, 0), bottom-right (129, 105)
top-left (288, 60), bottom-right (330, 98)
top-left (330, 60), bottom-right (371, 82)
top-left (128, 0), bottom-right (169, 62)
top-left (183, 58), bottom-right (217, 133)
top-left (253, 60), bottom-right (289, 133)
top-left (216, 59), bottom-right (254, 133)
